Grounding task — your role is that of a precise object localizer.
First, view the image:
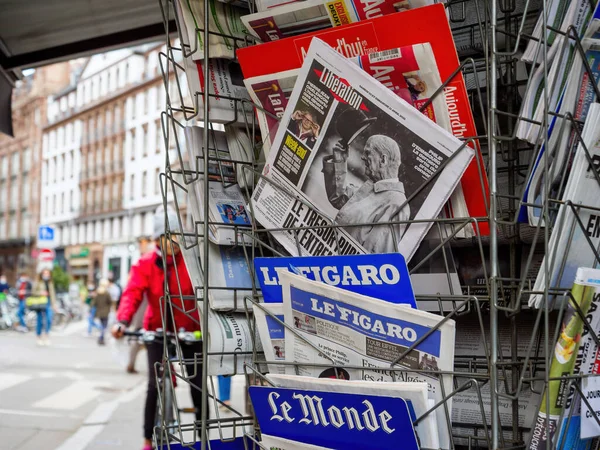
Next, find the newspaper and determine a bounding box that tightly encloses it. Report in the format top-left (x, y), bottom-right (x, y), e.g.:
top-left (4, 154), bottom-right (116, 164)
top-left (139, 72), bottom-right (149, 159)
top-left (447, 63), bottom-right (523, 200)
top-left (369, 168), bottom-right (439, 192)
top-left (207, 309), bottom-right (262, 375)
top-left (527, 268), bottom-right (600, 449)
top-left (174, 0), bottom-right (249, 61)
top-left (184, 126), bottom-right (236, 184)
top-left (251, 38), bottom-right (474, 262)
top-left (279, 270), bottom-right (456, 449)
top-left (183, 56), bottom-right (254, 125)
top-left (245, 43), bottom-right (450, 158)
top-left (179, 238), bottom-right (253, 312)
top-left (242, 0), bottom-right (438, 42)
top-left (260, 373), bottom-right (438, 448)
top-left (530, 103), bottom-right (600, 308)
top-left (254, 303), bottom-right (286, 374)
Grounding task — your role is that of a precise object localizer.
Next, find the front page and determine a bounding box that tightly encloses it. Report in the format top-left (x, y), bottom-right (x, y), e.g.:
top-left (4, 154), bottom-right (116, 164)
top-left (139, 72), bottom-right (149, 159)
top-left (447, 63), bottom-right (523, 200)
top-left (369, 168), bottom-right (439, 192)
top-left (251, 38), bottom-right (473, 262)
top-left (279, 270), bottom-right (455, 449)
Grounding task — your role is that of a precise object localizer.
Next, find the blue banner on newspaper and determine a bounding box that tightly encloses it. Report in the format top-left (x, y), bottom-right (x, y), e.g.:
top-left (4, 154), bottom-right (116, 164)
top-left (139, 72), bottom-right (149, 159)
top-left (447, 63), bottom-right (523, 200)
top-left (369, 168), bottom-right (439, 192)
top-left (254, 254), bottom-right (416, 308)
top-left (249, 386), bottom-right (419, 450)
top-left (159, 437), bottom-right (248, 449)
top-left (291, 285), bottom-right (440, 357)
top-left (267, 314), bottom-right (285, 340)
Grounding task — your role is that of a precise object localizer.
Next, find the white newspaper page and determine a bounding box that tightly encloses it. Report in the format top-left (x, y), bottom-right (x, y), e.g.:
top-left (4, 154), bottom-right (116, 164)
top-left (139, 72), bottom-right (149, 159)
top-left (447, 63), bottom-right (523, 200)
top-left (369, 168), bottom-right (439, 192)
top-left (279, 270), bottom-right (455, 449)
top-left (267, 374), bottom-right (439, 448)
top-left (251, 38), bottom-right (473, 262)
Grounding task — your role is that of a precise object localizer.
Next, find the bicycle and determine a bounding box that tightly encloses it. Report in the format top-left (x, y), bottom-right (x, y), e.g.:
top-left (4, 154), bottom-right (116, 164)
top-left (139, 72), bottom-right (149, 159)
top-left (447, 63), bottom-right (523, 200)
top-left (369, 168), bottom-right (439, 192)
top-left (123, 329), bottom-right (203, 441)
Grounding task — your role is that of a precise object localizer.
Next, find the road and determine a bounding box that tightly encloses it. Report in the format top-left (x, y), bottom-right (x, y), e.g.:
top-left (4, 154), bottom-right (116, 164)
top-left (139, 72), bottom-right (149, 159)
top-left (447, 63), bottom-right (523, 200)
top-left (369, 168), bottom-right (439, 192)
top-left (0, 320), bottom-right (250, 450)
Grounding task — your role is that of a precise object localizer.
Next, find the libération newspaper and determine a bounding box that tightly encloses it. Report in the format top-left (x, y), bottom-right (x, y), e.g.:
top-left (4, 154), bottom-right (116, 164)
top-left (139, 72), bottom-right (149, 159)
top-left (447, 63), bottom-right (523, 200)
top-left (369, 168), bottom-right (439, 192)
top-left (250, 38), bottom-right (474, 262)
top-left (245, 43), bottom-right (450, 158)
top-left (278, 270), bottom-right (456, 449)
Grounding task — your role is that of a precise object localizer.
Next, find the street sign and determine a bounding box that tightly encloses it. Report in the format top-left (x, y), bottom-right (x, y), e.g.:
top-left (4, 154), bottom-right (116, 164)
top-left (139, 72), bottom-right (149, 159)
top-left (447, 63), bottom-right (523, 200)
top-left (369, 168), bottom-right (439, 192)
top-left (37, 225), bottom-right (57, 249)
top-left (38, 248), bottom-right (56, 262)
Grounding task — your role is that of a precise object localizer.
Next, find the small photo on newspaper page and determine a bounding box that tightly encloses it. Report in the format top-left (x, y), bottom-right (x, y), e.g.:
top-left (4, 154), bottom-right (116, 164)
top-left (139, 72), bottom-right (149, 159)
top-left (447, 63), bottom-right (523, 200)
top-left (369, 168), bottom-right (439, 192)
top-left (252, 38), bottom-right (473, 262)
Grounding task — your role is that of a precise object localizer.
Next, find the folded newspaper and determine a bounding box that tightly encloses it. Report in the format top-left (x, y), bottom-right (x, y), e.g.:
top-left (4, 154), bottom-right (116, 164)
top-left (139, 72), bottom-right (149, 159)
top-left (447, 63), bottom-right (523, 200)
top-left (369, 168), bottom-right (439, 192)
top-left (245, 43), bottom-right (450, 158)
top-left (180, 237), bottom-right (254, 312)
top-left (530, 103), bottom-right (600, 308)
top-left (251, 38), bottom-right (474, 261)
top-left (242, 0), bottom-right (438, 42)
top-left (183, 56), bottom-right (254, 125)
top-left (279, 270), bottom-right (456, 448)
top-left (251, 374), bottom-right (437, 448)
top-left (174, 0), bottom-right (250, 60)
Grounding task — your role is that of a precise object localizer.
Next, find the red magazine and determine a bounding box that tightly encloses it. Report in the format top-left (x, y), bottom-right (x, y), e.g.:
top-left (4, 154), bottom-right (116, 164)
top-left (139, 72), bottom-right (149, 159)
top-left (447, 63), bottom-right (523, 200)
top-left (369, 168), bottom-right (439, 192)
top-left (238, 4), bottom-right (489, 235)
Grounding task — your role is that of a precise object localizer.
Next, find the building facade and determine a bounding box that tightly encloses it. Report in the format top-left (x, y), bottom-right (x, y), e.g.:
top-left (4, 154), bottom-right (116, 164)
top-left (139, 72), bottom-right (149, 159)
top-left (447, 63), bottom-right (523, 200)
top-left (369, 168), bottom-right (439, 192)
top-left (0, 65), bottom-right (70, 284)
top-left (40, 43), bottom-right (187, 286)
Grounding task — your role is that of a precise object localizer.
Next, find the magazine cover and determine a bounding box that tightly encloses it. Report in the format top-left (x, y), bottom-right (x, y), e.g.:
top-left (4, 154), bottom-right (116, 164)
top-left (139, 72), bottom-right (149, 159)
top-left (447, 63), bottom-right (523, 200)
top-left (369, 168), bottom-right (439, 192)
top-left (279, 270), bottom-right (455, 448)
top-left (254, 253), bottom-right (416, 307)
top-left (242, 0), bottom-right (438, 42)
top-left (251, 38), bottom-right (473, 261)
top-left (238, 5), bottom-right (490, 237)
top-left (527, 268), bottom-right (600, 449)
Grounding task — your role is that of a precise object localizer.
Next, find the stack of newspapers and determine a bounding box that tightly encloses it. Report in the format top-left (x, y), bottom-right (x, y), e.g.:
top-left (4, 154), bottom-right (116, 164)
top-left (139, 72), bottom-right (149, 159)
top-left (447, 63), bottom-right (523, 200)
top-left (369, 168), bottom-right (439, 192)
top-left (518, 2), bottom-right (600, 226)
top-left (252, 255), bottom-right (456, 448)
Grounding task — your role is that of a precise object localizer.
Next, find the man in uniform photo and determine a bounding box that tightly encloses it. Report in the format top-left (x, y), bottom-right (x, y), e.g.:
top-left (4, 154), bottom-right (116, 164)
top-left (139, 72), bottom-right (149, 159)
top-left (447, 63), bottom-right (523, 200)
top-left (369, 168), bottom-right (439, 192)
top-left (322, 134), bottom-right (410, 253)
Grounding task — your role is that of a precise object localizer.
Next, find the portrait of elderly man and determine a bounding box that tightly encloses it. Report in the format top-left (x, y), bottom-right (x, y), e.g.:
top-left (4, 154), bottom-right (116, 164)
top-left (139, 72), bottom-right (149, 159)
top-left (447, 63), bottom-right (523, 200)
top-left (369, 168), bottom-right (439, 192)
top-left (322, 134), bottom-right (409, 254)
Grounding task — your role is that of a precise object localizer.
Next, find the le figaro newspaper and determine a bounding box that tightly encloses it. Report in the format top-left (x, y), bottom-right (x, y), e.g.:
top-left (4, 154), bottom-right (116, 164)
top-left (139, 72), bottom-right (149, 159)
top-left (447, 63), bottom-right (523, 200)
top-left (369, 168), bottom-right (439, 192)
top-left (277, 270), bottom-right (456, 449)
top-left (250, 38), bottom-right (474, 261)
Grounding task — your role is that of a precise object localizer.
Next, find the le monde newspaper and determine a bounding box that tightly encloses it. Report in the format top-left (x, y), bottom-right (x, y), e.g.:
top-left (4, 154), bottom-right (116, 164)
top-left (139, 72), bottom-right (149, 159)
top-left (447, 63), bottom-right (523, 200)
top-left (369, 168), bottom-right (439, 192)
top-left (251, 38), bottom-right (474, 262)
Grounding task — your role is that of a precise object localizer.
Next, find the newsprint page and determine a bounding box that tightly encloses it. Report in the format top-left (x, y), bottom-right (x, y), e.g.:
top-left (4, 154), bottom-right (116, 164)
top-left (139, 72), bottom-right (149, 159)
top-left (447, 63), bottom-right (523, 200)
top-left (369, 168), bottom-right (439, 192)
top-left (279, 270), bottom-right (456, 449)
top-left (251, 38), bottom-right (474, 262)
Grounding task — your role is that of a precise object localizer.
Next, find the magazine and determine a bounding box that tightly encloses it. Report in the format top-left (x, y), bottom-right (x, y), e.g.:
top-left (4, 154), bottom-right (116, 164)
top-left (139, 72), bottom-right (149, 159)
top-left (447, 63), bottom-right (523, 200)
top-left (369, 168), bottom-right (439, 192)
top-left (530, 103), bottom-right (600, 308)
top-left (253, 302), bottom-right (286, 374)
top-left (245, 43), bottom-right (450, 158)
top-left (279, 270), bottom-right (455, 448)
top-left (183, 56), bottom-right (254, 125)
top-left (174, 0), bottom-right (249, 61)
top-left (242, 0), bottom-right (438, 42)
top-left (528, 268), bottom-right (600, 449)
top-left (252, 374), bottom-right (438, 448)
top-left (238, 5), bottom-right (490, 237)
top-left (251, 38), bottom-right (473, 262)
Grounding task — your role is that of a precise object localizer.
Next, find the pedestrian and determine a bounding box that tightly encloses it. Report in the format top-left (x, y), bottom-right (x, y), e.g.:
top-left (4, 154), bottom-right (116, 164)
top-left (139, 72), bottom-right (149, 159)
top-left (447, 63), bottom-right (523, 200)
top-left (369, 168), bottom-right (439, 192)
top-left (85, 284), bottom-right (101, 337)
top-left (29, 266), bottom-right (56, 346)
top-left (0, 275), bottom-right (9, 295)
top-left (92, 279), bottom-right (112, 346)
top-left (112, 205), bottom-right (204, 450)
top-left (15, 273), bottom-right (32, 332)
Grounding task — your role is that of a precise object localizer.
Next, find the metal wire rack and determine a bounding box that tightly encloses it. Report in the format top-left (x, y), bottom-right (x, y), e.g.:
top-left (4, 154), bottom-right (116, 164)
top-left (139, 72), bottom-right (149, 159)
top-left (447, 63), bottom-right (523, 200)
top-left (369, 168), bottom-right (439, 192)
top-left (149, 0), bottom-right (600, 448)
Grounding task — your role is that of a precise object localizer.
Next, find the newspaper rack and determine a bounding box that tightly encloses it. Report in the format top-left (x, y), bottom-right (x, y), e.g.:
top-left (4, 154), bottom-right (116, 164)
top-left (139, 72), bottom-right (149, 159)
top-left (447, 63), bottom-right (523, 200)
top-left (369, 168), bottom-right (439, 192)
top-left (151, 0), bottom-right (600, 448)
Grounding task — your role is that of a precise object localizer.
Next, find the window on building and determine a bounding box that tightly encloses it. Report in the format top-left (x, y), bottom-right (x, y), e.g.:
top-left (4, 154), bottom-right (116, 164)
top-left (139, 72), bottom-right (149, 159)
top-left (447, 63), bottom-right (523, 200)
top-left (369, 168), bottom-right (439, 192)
top-left (1, 156), bottom-right (7, 178)
top-left (23, 147), bottom-right (31, 172)
top-left (53, 194), bottom-right (57, 216)
top-left (130, 96), bottom-right (136, 119)
top-left (107, 73), bottom-right (112, 92)
top-left (130, 128), bottom-right (136, 160)
top-left (9, 213), bottom-right (17, 238)
top-left (142, 124), bottom-right (148, 156)
top-left (61, 192), bottom-right (65, 214)
top-left (95, 184), bottom-right (101, 209)
top-left (155, 168), bottom-right (160, 195)
top-left (116, 67), bottom-right (121, 88)
top-left (11, 152), bottom-right (19, 175)
top-left (124, 62), bottom-right (129, 85)
top-left (103, 184), bottom-right (109, 209)
top-left (155, 119), bottom-right (162, 153)
top-left (10, 185), bottom-right (17, 210)
top-left (114, 104), bottom-right (120, 131)
top-left (130, 174), bottom-right (135, 200)
top-left (59, 154), bottom-right (65, 181)
top-left (142, 171), bottom-right (147, 197)
top-left (70, 190), bottom-right (74, 212)
top-left (22, 176), bottom-right (29, 205)
top-left (105, 109), bottom-right (111, 133)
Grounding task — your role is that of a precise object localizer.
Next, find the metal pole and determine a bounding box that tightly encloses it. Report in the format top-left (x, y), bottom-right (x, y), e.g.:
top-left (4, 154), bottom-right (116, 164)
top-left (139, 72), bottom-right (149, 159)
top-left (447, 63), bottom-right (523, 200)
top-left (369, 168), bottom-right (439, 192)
top-left (201, 0), bottom-right (210, 447)
top-left (489, 0), bottom-right (500, 446)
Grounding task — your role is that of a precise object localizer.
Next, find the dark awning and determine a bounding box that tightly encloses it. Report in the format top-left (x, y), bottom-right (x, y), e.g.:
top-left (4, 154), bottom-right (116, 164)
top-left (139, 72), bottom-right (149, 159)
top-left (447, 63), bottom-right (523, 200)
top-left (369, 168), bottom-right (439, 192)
top-left (0, 0), bottom-right (175, 136)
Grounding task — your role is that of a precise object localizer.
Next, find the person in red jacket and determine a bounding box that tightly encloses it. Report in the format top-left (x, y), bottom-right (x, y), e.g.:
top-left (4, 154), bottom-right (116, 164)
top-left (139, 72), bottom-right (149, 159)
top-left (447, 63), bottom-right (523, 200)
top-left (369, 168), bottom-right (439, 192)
top-left (112, 206), bottom-right (202, 450)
